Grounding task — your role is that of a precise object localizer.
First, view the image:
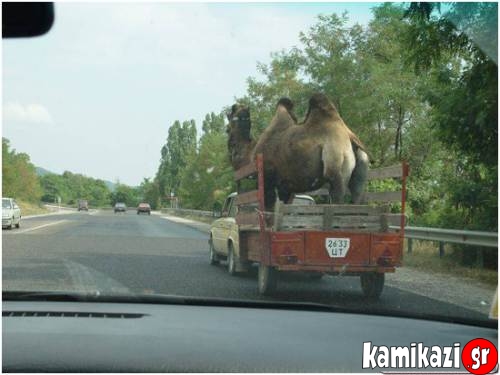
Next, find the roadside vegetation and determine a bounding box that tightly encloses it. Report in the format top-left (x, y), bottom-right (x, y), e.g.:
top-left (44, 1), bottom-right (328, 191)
top-left (403, 240), bottom-right (498, 286)
top-left (16, 200), bottom-right (49, 217)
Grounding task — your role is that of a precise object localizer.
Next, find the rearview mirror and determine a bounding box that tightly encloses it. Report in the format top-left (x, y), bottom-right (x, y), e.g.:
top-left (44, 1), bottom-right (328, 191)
top-left (2, 2), bottom-right (54, 38)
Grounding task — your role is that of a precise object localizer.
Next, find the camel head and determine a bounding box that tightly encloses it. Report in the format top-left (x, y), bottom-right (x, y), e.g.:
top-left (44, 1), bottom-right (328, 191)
top-left (226, 104), bottom-right (254, 170)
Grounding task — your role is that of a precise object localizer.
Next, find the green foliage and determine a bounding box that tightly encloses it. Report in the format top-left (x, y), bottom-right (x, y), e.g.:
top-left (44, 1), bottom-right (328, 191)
top-left (139, 178), bottom-right (161, 210)
top-left (2, 138), bottom-right (42, 203)
top-left (403, 2), bottom-right (497, 232)
top-left (157, 119), bottom-right (197, 204)
top-left (40, 171), bottom-right (111, 207)
top-left (109, 183), bottom-right (140, 207)
top-left (178, 131), bottom-right (235, 210)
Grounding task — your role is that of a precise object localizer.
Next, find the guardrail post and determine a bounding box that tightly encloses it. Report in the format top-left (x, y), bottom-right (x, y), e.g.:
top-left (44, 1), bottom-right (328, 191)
top-left (439, 242), bottom-right (445, 258)
top-left (477, 249), bottom-right (484, 268)
top-left (407, 238), bottom-right (413, 254)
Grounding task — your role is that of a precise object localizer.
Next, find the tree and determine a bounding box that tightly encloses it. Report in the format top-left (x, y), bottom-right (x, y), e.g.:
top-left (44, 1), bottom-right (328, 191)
top-left (403, 2), bottom-right (498, 168)
top-left (178, 130), bottom-right (235, 210)
top-left (109, 183), bottom-right (140, 207)
top-left (2, 138), bottom-right (42, 202)
top-left (157, 119), bottom-right (197, 204)
top-left (139, 178), bottom-right (160, 210)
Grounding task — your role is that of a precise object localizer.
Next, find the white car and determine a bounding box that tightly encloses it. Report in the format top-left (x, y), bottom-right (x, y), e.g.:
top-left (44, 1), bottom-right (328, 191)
top-left (2, 198), bottom-right (21, 229)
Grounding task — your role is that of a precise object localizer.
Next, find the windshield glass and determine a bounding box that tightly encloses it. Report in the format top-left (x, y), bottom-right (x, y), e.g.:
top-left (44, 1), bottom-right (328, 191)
top-left (2, 2), bottom-right (497, 326)
top-left (2, 199), bottom-right (12, 209)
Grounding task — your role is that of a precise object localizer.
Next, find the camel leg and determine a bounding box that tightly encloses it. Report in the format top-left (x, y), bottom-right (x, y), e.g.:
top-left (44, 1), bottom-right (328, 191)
top-left (349, 149), bottom-right (369, 204)
top-left (264, 175), bottom-right (277, 211)
top-left (328, 172), bottom-right (346, 204)
top-left (277, 185), bottom-right (293, 205)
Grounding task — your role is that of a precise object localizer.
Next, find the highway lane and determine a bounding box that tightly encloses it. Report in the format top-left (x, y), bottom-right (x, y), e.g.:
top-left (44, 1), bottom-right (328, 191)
top-left (2, 210), bottom-right (490, 321)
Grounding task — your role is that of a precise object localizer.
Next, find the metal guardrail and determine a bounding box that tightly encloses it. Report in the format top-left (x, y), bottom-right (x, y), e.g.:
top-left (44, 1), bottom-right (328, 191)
top-left (390, 225), bottom-right (497, 266)
top-left (389, 226), bottom-right (498, 248)
top-left (161, 208), bottom-right (214, 217)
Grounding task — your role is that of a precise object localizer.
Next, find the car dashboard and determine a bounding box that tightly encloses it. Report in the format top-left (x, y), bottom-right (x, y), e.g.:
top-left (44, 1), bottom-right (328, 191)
top-left (3, 300), bottom-right (498, 372)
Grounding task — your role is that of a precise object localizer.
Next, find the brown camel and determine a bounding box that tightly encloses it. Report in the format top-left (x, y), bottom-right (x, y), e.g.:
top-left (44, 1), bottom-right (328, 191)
top-left (228, 94), bottom-right (369, 209)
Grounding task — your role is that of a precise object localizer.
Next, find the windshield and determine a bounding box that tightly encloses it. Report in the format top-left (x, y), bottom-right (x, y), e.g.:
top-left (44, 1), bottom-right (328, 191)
top-left (2, 2), bottom-right (497, 328)
top-left (2, 199), bottom-right (12, 209)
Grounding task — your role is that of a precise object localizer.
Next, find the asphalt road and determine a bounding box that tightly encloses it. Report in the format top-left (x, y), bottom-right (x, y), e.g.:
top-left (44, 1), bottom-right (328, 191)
top-left (2, 210), bottom-right (491, 322)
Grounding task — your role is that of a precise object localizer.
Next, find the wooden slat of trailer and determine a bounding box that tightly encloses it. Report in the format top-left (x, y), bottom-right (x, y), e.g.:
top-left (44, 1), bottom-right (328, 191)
top-left (324, 215), bottom-right (381, 230)
top-left (380, 213), bottom-right (407, 231)
top-left (281, 215), bottom-right (323, 229)
top-left (281, 205), bottom-right (325, 215)
top-left (281, 204), bottom-right (389, 216)
top-left (234, 163), bottom-right (257, 181)
top-left (363, 191), bottom-right (402, 203)
top-left (236, 212), bottom-right (260, 226)
top-left (367, 165), bottom-right (403, 180)
top-left (235, 190), bottom-right (259, 205)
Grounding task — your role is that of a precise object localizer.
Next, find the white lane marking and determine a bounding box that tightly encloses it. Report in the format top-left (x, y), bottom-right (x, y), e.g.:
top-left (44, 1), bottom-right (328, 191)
top-left (13, 220), bottom-right (69, 234)
top-left (160, 216), bottom-right (197, 224)
top-left (22, 210), bottom-right (77, 220)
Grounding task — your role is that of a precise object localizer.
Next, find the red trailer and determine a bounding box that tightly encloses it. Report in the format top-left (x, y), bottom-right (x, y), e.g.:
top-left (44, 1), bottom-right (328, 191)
top-left (234, 154), bottom-right (409, 299)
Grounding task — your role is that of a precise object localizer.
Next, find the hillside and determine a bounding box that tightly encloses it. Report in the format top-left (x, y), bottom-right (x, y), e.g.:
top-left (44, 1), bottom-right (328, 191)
top-left (35, 166), bottom-right (116, 192)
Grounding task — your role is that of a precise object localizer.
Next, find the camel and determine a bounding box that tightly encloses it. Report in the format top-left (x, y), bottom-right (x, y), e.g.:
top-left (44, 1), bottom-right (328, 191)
top-left (227, 94), bottom-right (369, 209)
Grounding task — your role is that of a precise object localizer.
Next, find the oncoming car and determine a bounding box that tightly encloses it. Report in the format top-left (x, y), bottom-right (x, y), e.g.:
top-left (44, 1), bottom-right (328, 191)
top-left (2, 198), bottom-right (21, 229)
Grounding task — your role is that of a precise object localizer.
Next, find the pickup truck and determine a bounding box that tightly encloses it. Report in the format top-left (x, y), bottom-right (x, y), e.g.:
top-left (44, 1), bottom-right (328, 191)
top-left (210, 193), bottom-right (315, 274)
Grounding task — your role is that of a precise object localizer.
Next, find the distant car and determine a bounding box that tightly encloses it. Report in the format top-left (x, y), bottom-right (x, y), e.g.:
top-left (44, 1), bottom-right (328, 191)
top-left (77, 199), bottom-right (89, 211)
top-left (2, 198), bottom-right (21, 229)
top-left (137, 203), bottom-right (151, 215)
top-left (114, 202), bottom-right (127, 213)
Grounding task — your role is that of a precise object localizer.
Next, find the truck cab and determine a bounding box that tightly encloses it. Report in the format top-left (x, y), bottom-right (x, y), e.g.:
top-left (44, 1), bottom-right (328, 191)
top-left (77, 199), bottom-right (89, 211)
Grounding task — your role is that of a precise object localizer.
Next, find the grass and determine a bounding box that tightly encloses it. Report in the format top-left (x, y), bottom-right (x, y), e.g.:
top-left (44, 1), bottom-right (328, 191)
top-left (17, 200), bottom-right (50, 216)
top-left (402, 240), bottom-right (498, 286)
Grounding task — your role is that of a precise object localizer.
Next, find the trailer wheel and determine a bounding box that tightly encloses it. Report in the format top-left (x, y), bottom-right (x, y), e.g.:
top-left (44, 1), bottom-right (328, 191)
top-left (209, 237), bottom-right (219, 265)
top-left (227, 243), bottom-right (237, 276)
top-left (360, 273), bottom-right (384, 300)
top-left (258, 264), bottom-right (277, 295)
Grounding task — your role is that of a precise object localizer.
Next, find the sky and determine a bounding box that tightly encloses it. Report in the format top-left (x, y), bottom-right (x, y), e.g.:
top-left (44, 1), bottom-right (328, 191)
top-left (2, 2), bottom-right (377, 186)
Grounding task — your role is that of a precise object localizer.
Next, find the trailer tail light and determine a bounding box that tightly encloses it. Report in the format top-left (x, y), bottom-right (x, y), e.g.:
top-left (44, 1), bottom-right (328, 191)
top-left (377, 248), bottom-right (393, 267)
top-left (279, 247), bottom-right (298, 264)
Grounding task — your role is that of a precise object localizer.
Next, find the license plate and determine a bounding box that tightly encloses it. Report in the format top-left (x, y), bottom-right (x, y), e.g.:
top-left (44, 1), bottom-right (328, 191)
top-left (325, 238), bottom-right (350, 258)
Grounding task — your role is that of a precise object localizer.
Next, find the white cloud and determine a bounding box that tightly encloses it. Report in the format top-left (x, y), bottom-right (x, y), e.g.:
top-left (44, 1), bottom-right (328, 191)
top-left (3, 102), bottom-right (54, 125)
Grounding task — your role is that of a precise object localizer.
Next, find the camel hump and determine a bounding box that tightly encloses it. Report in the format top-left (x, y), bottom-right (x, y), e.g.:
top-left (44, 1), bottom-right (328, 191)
top-left (309, 92), bottom-right (338, 113)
